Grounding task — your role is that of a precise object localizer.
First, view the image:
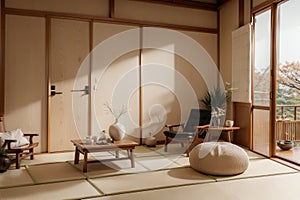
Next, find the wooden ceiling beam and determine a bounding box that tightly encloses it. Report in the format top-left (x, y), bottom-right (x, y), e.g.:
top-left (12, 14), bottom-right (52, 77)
top-left (217, 0), bottom-right (231, 8)
top-left (4, 7), bottom-right (218, 33)
top-left (130, 0), bottom-right (218, 11)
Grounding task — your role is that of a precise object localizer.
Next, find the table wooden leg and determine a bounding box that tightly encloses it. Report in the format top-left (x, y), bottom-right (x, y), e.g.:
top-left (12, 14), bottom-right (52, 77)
top-left (164, 137), bottom-right (169, 152)
top-left (130, 149), bottom-right (135, 168)
top-left (83, 151), bottom-right (88, 173)
top-left (127, 149), bottom-right (130, 158)
top-left (226, 131), bottom-right (231, 142)
top-left (116, 150), bottom-right (119, 158)
top-left (74, 147), bottom-right (80, 164)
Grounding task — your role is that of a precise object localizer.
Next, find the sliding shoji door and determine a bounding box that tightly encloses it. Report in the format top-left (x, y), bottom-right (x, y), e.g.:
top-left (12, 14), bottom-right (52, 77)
top-left (49, 18), bottom-right (90, 152)
top-left (91, 23), bottom-right (140, 142)
top-left (5, 15), bottom-right (46, 152)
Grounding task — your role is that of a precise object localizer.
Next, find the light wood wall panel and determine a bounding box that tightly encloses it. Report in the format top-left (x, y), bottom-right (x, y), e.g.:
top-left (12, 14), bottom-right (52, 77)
top-left (5, 0), bottom-right (109, 17)
top-left (142, 46), bottom-right (210, 141)
top-left (49, 19), bottom-right (89, 152)
top-left (234, 102), bottom-right (251, 148)
top-left (115, 0), bottom-right (217, 29)
top-left (92, 23), bottom-right (140, 142)
top-left (177, 30), bottom-right (217, 102)
top-left (92, 25), bottom-right (217, 143)
top-left (181, 31), bottom-right (218, 65)
top-left (142, 49), bottom-right (181, 142)
top-left (5, 15), bottom-right (46, 152)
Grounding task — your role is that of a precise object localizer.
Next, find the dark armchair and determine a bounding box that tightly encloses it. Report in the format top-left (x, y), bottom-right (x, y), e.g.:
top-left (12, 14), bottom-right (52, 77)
top-left (163, 109), bottom-right (211, 156)
top-left (0, 116), bottom-right (39, 169)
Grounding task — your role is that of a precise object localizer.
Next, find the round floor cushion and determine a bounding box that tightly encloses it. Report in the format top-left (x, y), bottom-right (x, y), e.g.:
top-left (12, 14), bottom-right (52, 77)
top-left (189, 142), bottom-right (249, 176)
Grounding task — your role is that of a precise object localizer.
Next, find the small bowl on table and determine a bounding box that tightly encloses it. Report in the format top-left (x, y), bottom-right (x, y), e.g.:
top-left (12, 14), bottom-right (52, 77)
top-left (277, 140), bottom-right (294, 151)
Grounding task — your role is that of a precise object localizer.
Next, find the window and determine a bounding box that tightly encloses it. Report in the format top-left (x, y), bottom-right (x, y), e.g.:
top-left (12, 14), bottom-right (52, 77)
top-left (254, 10), bottom-right (271, 106)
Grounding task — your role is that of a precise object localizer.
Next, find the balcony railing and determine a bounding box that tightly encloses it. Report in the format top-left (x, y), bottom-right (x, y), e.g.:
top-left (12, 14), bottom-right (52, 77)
top-left (277, 104), bottom-right (300, 120)
top-left (276, 105), bottom-right (300, 141)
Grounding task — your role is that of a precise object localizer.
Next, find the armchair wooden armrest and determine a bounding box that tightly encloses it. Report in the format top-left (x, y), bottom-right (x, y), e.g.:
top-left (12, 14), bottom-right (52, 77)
top-left (165, 123), bottom-right (184, 131)
top-left (1, 139), bottom-right (17, 150)
top-left (196, 124), bottom-right (210, 129)
top-left (195, 124), bottom-right (210, 136)
top-left (24, 133), bottom-right (39, 144)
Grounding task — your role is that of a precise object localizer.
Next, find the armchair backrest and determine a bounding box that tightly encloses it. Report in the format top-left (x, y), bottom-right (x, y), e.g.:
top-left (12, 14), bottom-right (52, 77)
top-left (183, 109), bottom-right (211, 132)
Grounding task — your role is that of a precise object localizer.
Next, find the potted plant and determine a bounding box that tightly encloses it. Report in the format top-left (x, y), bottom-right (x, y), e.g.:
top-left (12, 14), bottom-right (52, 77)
top-left (200, 83), bottom-right (236, 127)
top-left (201, 87), bottom-right (227, 111)
top-left (0, 147), bottom-right (11, 172)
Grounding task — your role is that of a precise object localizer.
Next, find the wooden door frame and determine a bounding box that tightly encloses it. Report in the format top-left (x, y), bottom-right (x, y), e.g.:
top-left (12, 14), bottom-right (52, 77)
top-left (251, 1), bottom-right (280, 158)
top-left (251, 8), bottom-right (272, 157)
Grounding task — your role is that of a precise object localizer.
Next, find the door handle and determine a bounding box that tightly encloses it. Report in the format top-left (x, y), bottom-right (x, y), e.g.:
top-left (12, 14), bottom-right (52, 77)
top-left (50, 85), bottom-right (63, 97)
top-left (71, 85), bottom-right (90, 95)
top-left (50, 91), bottom-right (63, 96)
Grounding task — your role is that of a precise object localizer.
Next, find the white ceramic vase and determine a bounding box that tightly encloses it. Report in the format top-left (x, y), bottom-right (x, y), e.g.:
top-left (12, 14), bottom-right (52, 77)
top-left (109, 121), bottom-right (126, 141)
top-left (145, 136), bottom-right (157, 147)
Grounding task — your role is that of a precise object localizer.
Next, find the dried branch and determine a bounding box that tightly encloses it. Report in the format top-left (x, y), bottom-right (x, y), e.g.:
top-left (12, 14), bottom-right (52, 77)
top-left (104, 101), bottom-right (127, 121)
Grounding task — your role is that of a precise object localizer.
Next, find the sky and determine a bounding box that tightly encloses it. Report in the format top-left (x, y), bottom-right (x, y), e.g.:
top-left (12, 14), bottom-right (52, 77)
top-left (255, 0), bottom-right (300, 70)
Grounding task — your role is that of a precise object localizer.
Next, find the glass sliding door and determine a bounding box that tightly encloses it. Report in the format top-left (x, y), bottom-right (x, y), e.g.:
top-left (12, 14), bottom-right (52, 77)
top-left (253, 9), bottom-right (272, 156)
top-left (276, 0), bottom-right (300, 164)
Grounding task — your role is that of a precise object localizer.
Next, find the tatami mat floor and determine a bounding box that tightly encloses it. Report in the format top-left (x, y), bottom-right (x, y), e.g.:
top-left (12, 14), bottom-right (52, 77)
top-left (0, 144), bottom-right (299, 200)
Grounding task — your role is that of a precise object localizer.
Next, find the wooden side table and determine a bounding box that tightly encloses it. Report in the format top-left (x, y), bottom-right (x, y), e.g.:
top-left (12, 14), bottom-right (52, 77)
top-left (199, 125), bottom-right (240, 142)
top-left (188, 125), bottom-right (240, 154)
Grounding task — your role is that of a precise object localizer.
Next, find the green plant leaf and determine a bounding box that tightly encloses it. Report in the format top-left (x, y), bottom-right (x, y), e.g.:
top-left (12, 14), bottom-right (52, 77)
top-left (200, 88), bottom-right (227, 110)
top-left (0, 147), bottom-right (7, 156)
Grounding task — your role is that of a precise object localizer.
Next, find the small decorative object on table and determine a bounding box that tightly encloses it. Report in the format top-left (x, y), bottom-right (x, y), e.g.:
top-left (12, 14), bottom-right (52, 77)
top-left (277, 140), bottom-right (294, 150)
top-left (97, 130), bottom-right (111, 145)
top-left (211, 107), bottom-right (225, 127)
top-left (85, 136), bottom-right (92, 144)
top-left (104, 102), bottom-right (127, 141)
top-left (225, 120), bottom-right (234, 127)
top-left (145, 132), bottom-right (157, 147)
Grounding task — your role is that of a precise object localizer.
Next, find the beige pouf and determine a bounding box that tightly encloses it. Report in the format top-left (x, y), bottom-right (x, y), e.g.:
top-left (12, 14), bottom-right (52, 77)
top-left (189, 142), bottom-right (249, 176)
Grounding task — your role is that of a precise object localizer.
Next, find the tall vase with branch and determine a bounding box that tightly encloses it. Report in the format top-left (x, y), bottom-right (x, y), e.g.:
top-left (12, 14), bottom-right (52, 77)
top-left (104, 102), bottom-right (127, 141)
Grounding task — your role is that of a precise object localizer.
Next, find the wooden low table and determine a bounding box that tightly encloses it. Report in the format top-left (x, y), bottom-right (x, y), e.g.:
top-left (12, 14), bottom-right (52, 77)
top-left (71, 139), bottom-right (138, 172)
